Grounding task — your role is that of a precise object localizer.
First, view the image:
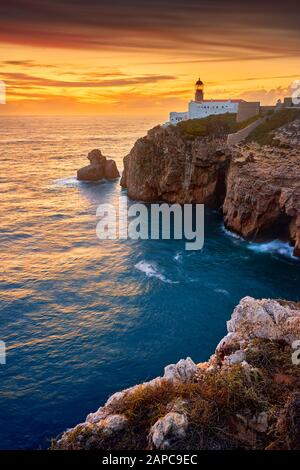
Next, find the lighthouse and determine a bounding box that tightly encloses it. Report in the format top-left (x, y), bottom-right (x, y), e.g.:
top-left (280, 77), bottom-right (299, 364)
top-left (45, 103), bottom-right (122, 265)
top-left (168, 78), bottom-right (254, 125)
top-left (195, 78), bottom-right (204, 102)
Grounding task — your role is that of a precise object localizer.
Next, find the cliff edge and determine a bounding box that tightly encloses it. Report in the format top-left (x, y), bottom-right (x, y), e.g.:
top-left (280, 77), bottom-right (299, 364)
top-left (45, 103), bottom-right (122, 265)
top-left (54, 297), bottom-right (300, 450)
top-left (121, 115), bottom-right (300, 257)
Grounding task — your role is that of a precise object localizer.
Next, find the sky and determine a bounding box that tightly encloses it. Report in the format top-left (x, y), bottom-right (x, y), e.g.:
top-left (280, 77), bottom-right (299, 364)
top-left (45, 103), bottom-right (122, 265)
top-left (0, 0), bottom-right (300, 116)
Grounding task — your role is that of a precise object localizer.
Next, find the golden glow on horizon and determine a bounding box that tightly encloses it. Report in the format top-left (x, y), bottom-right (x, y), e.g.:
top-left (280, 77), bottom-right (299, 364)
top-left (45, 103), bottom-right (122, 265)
top-left (1, 38), bottom-right (300, 116)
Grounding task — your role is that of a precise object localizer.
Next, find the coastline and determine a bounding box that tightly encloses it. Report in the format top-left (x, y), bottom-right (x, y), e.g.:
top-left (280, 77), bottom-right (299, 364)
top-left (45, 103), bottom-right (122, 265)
top-left (54, 296), bottom-right (300, 450)
top-left (120, 116), bottom-right (300, 257)
top-left (1, 114), bottom-right (299, 450)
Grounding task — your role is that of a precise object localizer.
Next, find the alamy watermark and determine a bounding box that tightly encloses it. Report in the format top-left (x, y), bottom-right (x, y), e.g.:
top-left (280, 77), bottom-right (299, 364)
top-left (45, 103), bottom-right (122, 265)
top-left (0, 80), bottom-right (5, 104)
top-left (0, 340), bottom-right (6, 365)
top-left (96, 197), bottom-right (204, 250)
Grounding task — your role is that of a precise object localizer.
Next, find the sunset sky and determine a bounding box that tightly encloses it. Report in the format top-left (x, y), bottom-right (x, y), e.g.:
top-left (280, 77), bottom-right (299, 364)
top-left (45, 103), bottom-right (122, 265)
top-left (1, 0), bottom-right (300, 116)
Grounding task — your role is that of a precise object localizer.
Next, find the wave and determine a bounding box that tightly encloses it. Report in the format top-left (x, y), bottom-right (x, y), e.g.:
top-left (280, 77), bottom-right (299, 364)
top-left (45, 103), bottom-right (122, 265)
top-left (221, 224), bottom-right (244, 240)
top-left (247, 240), bottom-right (297, 260)
top-left (52, 177), bottom-right (80, 188)
top-left (221, 224), bottom-right (297, 261)
top-left (135, 260), bottom-right (178, 283)
top-left (174, 252), bottom-right (183, 262)
top-left (214, 288), bottom-right (230, 297)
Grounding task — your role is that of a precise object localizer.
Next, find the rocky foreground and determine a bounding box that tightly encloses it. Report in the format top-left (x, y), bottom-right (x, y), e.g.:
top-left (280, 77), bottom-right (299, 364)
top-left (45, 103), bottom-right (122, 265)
top-left (54, 297), bottom-right (300, 450)
top-left (121, 118), bottom-right (300, 257)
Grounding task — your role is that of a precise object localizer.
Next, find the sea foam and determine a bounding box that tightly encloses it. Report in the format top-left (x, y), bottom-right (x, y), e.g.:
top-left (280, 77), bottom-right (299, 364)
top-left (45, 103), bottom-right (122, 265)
top-left (135, 261), bottom-right (177, 283)
top-left (53, 177), bottom-right (80, 188)
top-left (247, 240), bottom-right (297, 260)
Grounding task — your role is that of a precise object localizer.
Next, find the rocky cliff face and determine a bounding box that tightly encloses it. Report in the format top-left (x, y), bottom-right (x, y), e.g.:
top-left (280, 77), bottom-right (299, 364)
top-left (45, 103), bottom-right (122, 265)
top-left (121, 120), bottom-right (300, 256)
top-left (223, 143), bottom-right (300, 256)
top-left (54, 297), bottom-right (300, 450)
top-left (121, 125), bottom-right (230, 205)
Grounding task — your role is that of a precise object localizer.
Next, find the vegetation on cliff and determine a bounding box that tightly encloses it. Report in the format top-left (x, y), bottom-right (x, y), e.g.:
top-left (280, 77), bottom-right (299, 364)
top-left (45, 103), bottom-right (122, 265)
top-left (247, 108), bottom-right (300, 146)
top-left (176, 113), bottom-right (260, 139)
top-left (52, 342), bottom-right (300, 450)
top-left (53, 297), bottom-right (300, 451)
top-left (176, 114), bottom-right (237, 138)
top-left (121, 116), bottom-right (300, 257)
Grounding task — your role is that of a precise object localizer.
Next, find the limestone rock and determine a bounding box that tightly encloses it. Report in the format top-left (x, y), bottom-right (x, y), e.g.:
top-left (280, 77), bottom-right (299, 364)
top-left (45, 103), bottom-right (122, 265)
top-left (148, 412), bottom-right (188, 449)
top-left (87, 148), bottom-right (106, 165)
top-left (55, 414), bottom-right (128, 450)
top-left (223, 139), bottom-right (300, 257)
top-left (77, 162), bottom-right (104, 181)
top-left (77, 148), bottom-right (119, 181)
top-left (121, 119), bottom-right (300, 256)
top-left (163, 357), bottom-right (198, 382)
top-left (223, 349), bottom-right (246, 365)
top-left (54, 297), bottom-right (300, 451)
top-left (227, 296), bottom-right (300, 345)
top-left (121, 124), bottom-right (230, 204)
top-left (104, 159), bottom-right (120, 180)
top-left (99, 414), bottom-right (128, 436)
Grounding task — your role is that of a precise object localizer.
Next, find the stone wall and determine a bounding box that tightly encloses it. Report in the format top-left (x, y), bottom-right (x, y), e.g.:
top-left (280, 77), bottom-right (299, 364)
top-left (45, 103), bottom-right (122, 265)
top-left (227, 118), bottom-right (262, 146)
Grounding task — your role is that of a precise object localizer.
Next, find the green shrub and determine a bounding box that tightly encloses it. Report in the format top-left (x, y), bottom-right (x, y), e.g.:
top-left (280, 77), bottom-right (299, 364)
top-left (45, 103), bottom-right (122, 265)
top-left (177, 113), bottom-right (238, 138)
top-left (247, 108), bottom-right (300, 145)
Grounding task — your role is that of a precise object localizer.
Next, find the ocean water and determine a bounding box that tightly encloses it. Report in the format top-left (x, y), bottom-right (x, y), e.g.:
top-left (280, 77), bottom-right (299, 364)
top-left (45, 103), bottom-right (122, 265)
top-left (0, 116), bottom-right (299, 449)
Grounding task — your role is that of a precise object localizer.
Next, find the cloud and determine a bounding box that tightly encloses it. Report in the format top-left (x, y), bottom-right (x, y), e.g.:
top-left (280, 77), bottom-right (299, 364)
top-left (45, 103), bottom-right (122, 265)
top-left (1, 60), bottom-right (56, 68)
top-left (238, 83), bottom-right (296, 105)
top-left (0, 72), bottom-right (177, 88)
top-left (0, 0), bottom-right (300, 60)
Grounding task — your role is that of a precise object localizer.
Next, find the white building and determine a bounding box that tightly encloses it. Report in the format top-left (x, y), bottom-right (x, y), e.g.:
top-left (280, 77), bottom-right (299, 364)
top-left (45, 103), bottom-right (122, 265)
top-left (169, 78), bottom-right (244, 125)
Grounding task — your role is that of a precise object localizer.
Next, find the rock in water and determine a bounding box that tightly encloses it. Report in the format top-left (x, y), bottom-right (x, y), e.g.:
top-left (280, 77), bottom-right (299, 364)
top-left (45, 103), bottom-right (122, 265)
top-left (104, 159), bottom-right (120, 180)
top-left (77, 149), bottom-right (120, 182)
top-left (120, 118), bottom-right (300, 257)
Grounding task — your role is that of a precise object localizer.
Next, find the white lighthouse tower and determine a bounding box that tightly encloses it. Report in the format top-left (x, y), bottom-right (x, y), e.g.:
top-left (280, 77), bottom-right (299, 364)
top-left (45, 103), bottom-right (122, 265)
top-left (169, 78), bottom-right (243, 125)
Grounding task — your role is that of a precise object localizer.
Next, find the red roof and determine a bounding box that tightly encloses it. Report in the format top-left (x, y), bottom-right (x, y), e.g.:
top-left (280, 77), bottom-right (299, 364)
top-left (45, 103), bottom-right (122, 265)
top-left (202, 99), bottom-right (244, 103)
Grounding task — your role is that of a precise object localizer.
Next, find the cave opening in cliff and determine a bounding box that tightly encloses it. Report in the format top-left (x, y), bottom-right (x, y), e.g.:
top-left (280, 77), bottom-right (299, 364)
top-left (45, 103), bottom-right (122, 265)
top-left (260, 212), bottom-right (293, 243)
top-left (215, 168), bottom-right (227, 209)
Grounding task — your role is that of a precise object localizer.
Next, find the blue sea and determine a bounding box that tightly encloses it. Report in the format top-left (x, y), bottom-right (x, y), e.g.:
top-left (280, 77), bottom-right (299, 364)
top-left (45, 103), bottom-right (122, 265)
top-left (0, 116), bottom-right (299, 449)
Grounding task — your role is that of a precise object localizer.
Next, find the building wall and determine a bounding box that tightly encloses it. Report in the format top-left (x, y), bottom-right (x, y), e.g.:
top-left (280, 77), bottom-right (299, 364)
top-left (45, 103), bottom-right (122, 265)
top-left (189, 100), bottom-right (238, 119)
top-left (169, 111), bottom-right (189, 125)
top-left (283, 97), bottom-right (300, 108)
top-left (236, 101), bottom-right (260, 123)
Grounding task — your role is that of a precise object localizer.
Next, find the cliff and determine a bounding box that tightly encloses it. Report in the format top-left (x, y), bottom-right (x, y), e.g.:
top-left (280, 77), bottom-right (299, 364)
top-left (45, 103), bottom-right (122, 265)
top-left (121, 116), bottom-right (300, 257)
top-left (54, 297), bottom-right (300, 450)
top-left (120, 124), bottom-right (230, 205)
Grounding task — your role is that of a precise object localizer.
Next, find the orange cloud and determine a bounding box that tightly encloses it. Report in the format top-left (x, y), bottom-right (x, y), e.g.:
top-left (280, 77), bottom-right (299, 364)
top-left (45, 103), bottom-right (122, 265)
top-left (1, 1), bottom-right (300, 115)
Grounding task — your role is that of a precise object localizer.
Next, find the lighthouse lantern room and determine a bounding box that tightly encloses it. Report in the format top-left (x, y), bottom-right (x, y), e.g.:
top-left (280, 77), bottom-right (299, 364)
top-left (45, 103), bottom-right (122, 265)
top-left (195, 78), bottom-right (204, 102)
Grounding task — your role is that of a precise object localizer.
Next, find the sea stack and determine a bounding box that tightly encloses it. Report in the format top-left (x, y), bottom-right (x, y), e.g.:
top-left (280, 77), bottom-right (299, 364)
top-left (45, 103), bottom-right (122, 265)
top-left (77, 149), bottom-right (120, 182)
